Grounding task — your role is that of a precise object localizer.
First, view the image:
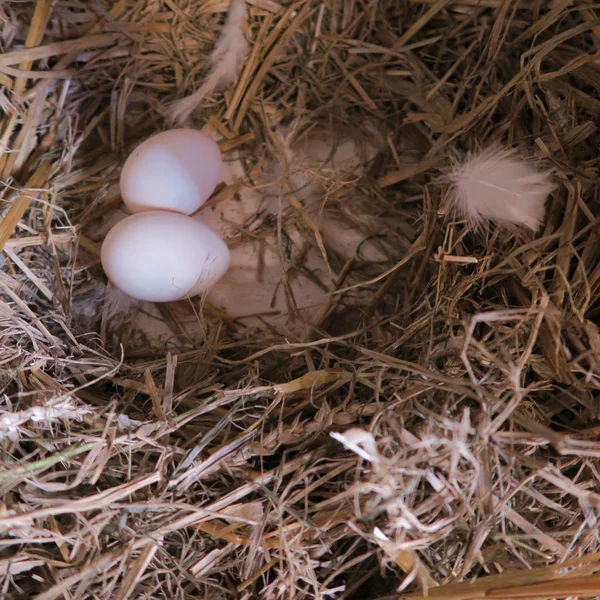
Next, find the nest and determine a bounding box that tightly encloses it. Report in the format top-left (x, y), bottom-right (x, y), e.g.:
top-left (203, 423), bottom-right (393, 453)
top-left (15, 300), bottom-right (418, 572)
top-left (1, 1), bottom-right (600, 599)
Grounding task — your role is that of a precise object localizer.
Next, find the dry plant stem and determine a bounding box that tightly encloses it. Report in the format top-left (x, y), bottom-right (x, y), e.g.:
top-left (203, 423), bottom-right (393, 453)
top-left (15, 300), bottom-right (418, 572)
top-left (11, 0), bottom-right (53, 97)
top-left (0, 162), bottom-right (52, 250)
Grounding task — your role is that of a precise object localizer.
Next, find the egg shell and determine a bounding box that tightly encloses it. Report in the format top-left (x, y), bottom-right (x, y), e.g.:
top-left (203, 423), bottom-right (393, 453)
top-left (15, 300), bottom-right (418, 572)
top-left (120, 129), bottom-right (222, 215)
top-left (101, 211), bottom-right (230, 303)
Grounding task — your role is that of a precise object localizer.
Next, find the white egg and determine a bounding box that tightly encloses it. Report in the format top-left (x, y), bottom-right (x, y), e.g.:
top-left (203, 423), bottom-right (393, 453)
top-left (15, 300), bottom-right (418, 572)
top-left (120, 129), bottom-right (222, 215)
top-left (101, 211), bottom-right (230, 303)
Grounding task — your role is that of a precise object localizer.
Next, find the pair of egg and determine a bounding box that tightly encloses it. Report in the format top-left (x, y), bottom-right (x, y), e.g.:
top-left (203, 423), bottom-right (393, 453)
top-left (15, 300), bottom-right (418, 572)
top-left (100, 129), bottom-right (231, 303)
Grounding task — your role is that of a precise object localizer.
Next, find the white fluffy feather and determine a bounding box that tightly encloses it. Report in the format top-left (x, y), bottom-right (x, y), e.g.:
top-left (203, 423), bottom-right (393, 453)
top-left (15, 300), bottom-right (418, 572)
top-left (447, 145), bottom-right (554, 231)
top-left (170, 0), bottom-right (249, 124)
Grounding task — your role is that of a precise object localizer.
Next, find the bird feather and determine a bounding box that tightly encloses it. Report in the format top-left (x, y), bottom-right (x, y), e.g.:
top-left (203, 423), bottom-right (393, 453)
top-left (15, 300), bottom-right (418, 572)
top-left (170, 0), bottom-right (249, 124)
top-left (446, 145), bottom-right (554, 231)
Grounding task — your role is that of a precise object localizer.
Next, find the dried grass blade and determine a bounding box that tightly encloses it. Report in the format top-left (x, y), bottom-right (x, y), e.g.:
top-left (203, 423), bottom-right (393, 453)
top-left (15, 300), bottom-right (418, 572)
top-left (0, 161), bottom-right (52, 251)
top-left (233, 4), bottom-right (313, 130)
top-left (0, 33), bottom-right (121, 67)
top-left (487, 575), bottom-right (600, 599)
top-left (114, 543), bottom-right (159, 600)
top-left (272, 369), bottom-right (349, 393)
top-left (12, 0), bottom-right (54, 95)
top-left (393, 0), bottom-right (451, 49)
top-left (33, 551), bottom-right (124, 600)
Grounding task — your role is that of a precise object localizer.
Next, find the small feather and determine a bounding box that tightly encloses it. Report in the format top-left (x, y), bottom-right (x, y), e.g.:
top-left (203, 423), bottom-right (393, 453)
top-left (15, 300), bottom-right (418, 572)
top-left (170, 0), bottom-right (249, 124)
top-left (103, 284), bottom-right (139, 321)
top-left (446, 145), bottom-right (554, 231)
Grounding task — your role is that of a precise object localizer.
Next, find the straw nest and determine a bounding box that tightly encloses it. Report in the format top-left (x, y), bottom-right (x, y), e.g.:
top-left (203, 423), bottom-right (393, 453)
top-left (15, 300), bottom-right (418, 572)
top-left (1, 1), bottom-right (600, 599)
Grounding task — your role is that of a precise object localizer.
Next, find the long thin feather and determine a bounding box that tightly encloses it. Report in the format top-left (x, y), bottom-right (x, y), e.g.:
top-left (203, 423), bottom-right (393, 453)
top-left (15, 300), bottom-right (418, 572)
top-left (170, 0), bottom-right (249, 124)
top-left (446, 145), bottom-right (554, 231)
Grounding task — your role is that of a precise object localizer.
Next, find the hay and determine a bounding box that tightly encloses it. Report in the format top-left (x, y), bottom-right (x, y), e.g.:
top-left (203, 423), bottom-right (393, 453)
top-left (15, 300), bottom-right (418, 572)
top-left (0, 0), bottom-right (600, 599)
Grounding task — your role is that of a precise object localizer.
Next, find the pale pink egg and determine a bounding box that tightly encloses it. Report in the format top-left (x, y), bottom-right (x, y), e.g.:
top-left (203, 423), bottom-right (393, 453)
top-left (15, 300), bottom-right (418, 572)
top-left (120, 129), bottom-right (222, 215)
top-left (101, 211), bottom-right (230, 303)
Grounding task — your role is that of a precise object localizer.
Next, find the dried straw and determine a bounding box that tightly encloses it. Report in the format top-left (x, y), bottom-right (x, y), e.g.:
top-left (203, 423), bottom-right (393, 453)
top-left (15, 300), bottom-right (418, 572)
top-left (0, 0), bottom-right (599, 599)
